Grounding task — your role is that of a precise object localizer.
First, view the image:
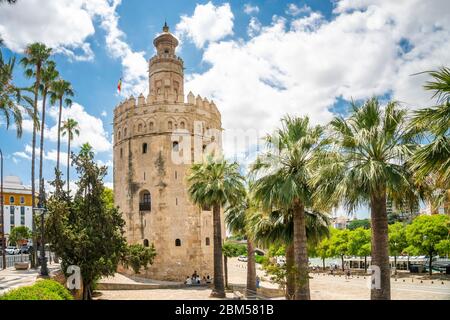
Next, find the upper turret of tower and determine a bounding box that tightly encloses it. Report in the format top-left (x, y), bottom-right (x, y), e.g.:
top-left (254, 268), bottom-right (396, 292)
top-left (153, 22), bottom-right (179, 56)
top-left (149, 23), bottom-right (184, 103)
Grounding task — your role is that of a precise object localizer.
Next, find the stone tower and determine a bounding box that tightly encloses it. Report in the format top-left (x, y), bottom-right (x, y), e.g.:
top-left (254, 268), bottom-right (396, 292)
top-left (113, 23), bottom-right (223, 281)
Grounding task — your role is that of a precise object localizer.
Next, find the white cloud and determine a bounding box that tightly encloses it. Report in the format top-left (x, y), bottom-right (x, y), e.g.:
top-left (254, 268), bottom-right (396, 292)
top-left (13, 151), bottom-right (31, 160)
top-left (22, 102), bottom-right (112, 153)
top-left (0, 0), bottom-right (95, 61)
top-left (244, 4), bottom-right (259, 15)
top-left (175, 2), bottom-right (234, 48)
top-left (83, 0), bottom-right (148, 97)
top-left (248, 17), bottom-right (262, 37)
top-left (101, 111), bottom-right (108, 117)
top-left (184, 0), bottom-right (450, 159)
top-left (286, 3), bottom-right (311, 16)
top-left (0, 0), bottom-right (148, 95)
top-left (15, 144), bottom-right (69, 166)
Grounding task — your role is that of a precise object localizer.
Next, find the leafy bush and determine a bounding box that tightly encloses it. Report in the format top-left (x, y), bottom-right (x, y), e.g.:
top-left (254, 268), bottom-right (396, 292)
top-left (0, 279), bottom-right (73, 300)
top-left (33, 279), bottom-right (73, 300)
top-left (255, 255), bottom-right (268, 265)
top-left (123, 243), bottom-right (157, 274)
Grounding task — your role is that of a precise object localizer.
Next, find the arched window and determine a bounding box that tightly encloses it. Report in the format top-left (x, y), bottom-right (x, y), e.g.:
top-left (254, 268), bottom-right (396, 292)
top-left (124, 128), bottom-right (128, 137)
top-left (20, 196), bottom-right (25, 204)
top-left (9, 196), bottom-right (14, 204)
top-left (120, 148), bottom-right (123, 159)
top-left (143, 239), bottom-right (149, 247)
top-left (139, 190), bottom-right (151, 212)
top-left (118, 131), bottom-right (121, 140)
top-left (205, 237), bottom-right (210, 246)
top-left (138, 124), bottom-right (143, 132)
top-left (173, 141), bottom-right (179, 152)
top-left (180, 122), bottom-right (185, 129)
top-left (168, 121), bottom-right (173, 130)
top-left (175, 239), bottom-right (181, 247)
top-left (142, 143), bottom-right (148, 154)
top-left (149, 122), bottom-right (154, 131)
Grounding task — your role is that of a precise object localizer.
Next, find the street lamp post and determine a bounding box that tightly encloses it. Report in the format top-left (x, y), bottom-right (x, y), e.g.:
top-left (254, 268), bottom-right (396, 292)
top-left (34, 179), bottom-right (48, 276)
top-left (0, 148), bottom-right (6, 270)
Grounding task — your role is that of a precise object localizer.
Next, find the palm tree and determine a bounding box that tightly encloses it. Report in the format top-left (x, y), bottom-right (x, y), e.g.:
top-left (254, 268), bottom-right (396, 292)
top-left (225, 192), bottom-right (257, 297)
top-left (187, 157), bottom-right (245, 298)
top-left (38, 61), bottom-right (59, 198)
top-left (61, 118), bottom-right (79, 193)
top-left (250, 116), bottom-right (325, 300)
top-left (0, 50), bottom-right (33, 137)
top-left (20, 43), bottom-right (52, 268)
top-left (313, 98), bottom-right (416, 300)
top-left (50, 79), bottom-right (74, 174)
top-left (248, 208), bottom-right (330, 299)
top-left (410, 67), bottom-right (450, 207)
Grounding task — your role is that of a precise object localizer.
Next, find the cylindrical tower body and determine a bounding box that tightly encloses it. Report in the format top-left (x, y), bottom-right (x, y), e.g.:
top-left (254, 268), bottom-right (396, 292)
top-left (113, 23), bottom-right (223, 281)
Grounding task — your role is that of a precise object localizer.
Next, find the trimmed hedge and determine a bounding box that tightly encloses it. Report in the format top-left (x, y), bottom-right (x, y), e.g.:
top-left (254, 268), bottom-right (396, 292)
top-left (0, 279), bottom-right (73, 300)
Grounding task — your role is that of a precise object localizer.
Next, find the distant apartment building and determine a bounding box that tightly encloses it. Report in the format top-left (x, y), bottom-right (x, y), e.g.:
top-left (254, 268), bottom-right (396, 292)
top-left (0, 176), bottom-right (34, 246)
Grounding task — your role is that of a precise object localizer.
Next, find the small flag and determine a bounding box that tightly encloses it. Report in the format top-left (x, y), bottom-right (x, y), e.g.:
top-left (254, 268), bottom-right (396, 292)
top-left (117, 78), bottom-right (122, 93)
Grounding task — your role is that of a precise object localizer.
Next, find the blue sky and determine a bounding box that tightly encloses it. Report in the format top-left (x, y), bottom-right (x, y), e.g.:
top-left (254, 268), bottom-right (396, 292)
top-left (1, 0), bottom-right (449, 218)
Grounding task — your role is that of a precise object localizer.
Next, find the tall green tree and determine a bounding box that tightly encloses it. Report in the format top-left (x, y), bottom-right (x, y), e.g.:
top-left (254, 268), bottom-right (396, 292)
top-left (221, 242), bottom-right (246, 289)
top-left (225, 193), bottom-right (257, 297)
top-left (50, 79), bottom-right (74, 175)
top-left (46, 145), bottom-right (127, 300)
top-left (328, 228), bottom-right (350, 271)
top-left (8, 226), bottom-right (31, 247)
top-left (405, 214), bottom-right (450, 275)
top-left (314, 98), bottom-right (416, 299)
top-left (20, 42), bottom-right (52, 269)
top-left (347, 228), bottom-right (371, 272)
top-left (61, 118), bottom-right (79, 193)
top-left (388, 222), bottom-right (408, 273)
top-left (315, 237), bottom-right (331, 271)
top-left (410, 67), bottom-right (450, 215)
top-left (187, 157), bottom-right (245, 298)
top-left (248, 207), bottom-right (330, 299)
top-left (0, 50), bottom-right (33, 137)
top-left (38, 60), bottom-right (59, 198)
top-left (251, 116), bottom-right (326, 300)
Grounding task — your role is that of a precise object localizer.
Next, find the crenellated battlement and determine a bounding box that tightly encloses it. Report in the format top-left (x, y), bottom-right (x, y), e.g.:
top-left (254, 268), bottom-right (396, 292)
top-left (114, 91), bottom-right (220, 119)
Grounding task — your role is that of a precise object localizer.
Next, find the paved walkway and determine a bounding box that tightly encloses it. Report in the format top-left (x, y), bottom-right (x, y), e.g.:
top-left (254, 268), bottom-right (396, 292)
top-left (96, 258), bottom-right (450, 300)
top-left (0, 263), bottom-right (61, 295)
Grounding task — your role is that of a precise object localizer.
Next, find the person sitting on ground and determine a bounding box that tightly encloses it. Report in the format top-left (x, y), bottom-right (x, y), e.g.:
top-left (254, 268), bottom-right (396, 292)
top-left (185, 276), bottom-right (192, 285)
top-left (196, 276), bottom-right (201, 284)
top-left (206, 275), bottom-right (212, 284)
top-left (202, 276), bottom-right (207, 285)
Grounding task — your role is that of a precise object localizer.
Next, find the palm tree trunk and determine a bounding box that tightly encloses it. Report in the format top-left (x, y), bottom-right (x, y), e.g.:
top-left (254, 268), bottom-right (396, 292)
top-left (246, 238), bottom-right (256, 298)
top-left (223, 255), bottom-right (228, 289)
top-left (364, 256), bottom-right (367, 273)
top-left (428, 252), bottom-right (433, 276)
top-left (370, 189), bottom-right (391, 300)
top-left (211, 203), bottom-right (225, 298)
top-left (30, 64), bottom-right (41, 269)
top-left (67, 136), bottom-right (70, 193)
top-left (322, 257), bottom-right (325, 271)
top-left (341, 255), bottom-right (345, 272)
top-left (38, 91), bottom-right (47, 197)
top-left (293, 201), bottom-right (310, 300)
top-left (56, 97), bottom-right (62, 175)
top-left (394, 255), bottom-right (397, 275)
top-left (285, 243), bottom-right (295, 300)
